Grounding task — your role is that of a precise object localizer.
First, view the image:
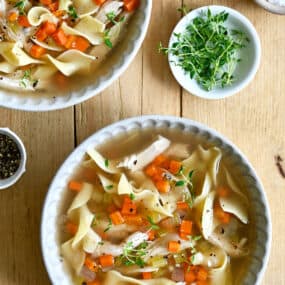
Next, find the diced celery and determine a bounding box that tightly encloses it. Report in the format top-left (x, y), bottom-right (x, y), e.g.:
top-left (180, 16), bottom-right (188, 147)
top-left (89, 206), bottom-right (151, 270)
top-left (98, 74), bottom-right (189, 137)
top-left (149, 256), bottom-right (168, 268)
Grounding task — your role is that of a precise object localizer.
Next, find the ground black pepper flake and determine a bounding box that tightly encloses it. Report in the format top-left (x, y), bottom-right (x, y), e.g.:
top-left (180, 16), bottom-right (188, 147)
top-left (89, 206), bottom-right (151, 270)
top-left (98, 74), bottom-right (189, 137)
top-left (0, 134), bottom-right (21, 179)
top-left (275, 155), bottom-right (285, 179)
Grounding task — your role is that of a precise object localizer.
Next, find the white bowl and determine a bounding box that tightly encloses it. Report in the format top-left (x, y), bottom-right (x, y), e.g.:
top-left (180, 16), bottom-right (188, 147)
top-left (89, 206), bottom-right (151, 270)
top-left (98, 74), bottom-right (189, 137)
top-left (168, 6), bottom-right (262, 99)
top-left (0, 128), bottom-right (27, 190)
top-left (0, 0), bottom-right (152, 111)
top-left (254, 0), bottom-right (285, 14)
top-left (41, 115), bottom-right (271, 285)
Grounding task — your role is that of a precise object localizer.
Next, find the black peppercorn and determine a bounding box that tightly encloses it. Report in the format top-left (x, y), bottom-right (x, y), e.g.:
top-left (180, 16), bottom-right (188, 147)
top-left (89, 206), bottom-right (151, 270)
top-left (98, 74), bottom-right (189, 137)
top-left (0, 134), bottom-right (21, 179)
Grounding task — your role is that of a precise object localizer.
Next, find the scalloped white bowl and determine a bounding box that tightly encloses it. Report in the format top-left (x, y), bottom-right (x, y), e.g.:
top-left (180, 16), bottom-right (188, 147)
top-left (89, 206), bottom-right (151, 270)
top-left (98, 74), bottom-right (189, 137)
top-left (41, 115), bottom-right (271, 284)
top-left (0, 1), bottom-right (152, 111)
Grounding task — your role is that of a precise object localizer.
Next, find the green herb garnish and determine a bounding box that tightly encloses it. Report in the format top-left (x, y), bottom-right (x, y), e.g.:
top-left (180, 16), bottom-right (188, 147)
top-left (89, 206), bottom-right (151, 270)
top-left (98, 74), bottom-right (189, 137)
top-left (104, 159), bottom-right (109, 168)
top-left (105, 185), bottom-right (114, 190)
top-left (104, 30), bottom-right (113, 49)
top-left (147, 216), bottom-right (160, 231)
top-left (118, 241), bottom-right (148, 267)
top-left (14, 0), bottom-right (26, 15)
top-left (175, 180), bottom-right (185, 187)
top-left (130, 193), bottom-right (136, 200)
top-left (104, 218), bottom-right (112, 232)
top-left (106, 11), bottom-right (125, 25)
top-left (159, 9), bottom-right (248, 91)
top-left (68, 6), bottom-right (78, 19)
top-left (20, 69), bottom-right (37, 88)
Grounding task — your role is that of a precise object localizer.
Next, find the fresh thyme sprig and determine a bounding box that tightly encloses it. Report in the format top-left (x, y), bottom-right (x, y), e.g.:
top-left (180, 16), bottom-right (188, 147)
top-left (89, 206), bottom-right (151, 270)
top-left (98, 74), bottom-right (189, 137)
top-left (159, 9), bottom-right (249, 91)
top-left (19, 69), bottom-right (38, 88)
top-left (106, 11), bottom-right (125, 25)
top-left (118, 241), bottom-right (148, 267)
top-left (104, 30), bottom-right (113, 48)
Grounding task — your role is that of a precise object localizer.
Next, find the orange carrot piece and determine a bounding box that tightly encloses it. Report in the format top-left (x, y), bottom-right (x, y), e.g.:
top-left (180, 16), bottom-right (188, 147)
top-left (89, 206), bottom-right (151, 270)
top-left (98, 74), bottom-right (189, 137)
top-left (30, 44), bottom-right (46, 58)
top-left (99, 254), bottom-right (114, 267)
top-left (84, 257), bottom-right (98, 272)
top-left (52, 29), bottom-right (67, 46)
top-left (180, 220), bottom-right (192, 235)
top-left (93, 0), bottom-right (107, 5)
top-left (35, 28), bottom-right (48, 41)
top-left (64, 35), bottom-right (77, 49)
top-left (66, 222), bottom-right (78, 235)
top-left (68, 181), bottom-right (83, 192)
top-left (73, 36), bottom-right (90, 52)
top-left (184, 269), bottom-right (196, 283)
top-left (217, 186), bottom-right (230, 198)
top-left (48, 1), bottom-right (59, 12)
top-left (147, 230), bottom-right (156, 241)
top-left (110, 211), bottom-right (125, 225)
top-left (8, 11), bottom-right (18, 22)
top-left (176, 201), bottom-right (189, 210)
top-left (40, 0), bottom-right (53, 5)
top-left (155, 180), bottom-right (170, 193)
top-left (121, 197), bottom-right (137, 215)
top-left (144, 164), bottom-right (157, 177)
top-left (124, 0), bottom-right (140, 12)
top-left (142, 272), bottom-right (152, 280)
top-left (123, 214), bottom-right (145, 226)
top-left (53, 10), bottom-right (65, 17)
top-left (18, 15), bottom-right (31, 27)
top-left (42, 21), bottom-right (57, 35)
top-left (153, 154), bottom-right (168, 166)
top-left (214, 202), bottom-right (231, 224)
top-left (196, 266), bottom-right (208, 281)
top-left (169, 160), bottom-right (182, 174)
top-left (168, 241), bottom-right (180, 253)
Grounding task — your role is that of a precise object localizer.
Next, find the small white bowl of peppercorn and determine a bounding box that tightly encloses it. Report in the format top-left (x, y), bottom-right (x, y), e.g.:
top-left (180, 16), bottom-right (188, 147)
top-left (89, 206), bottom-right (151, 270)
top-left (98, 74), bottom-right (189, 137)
top-left (0, 128), bottom-right (26, 190)
top-left (162, 5), bottom-right (261, 99)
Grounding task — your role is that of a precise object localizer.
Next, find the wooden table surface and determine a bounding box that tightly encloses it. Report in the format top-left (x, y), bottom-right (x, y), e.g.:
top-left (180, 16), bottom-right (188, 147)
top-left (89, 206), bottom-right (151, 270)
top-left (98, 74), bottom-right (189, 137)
top-left (0, 0), bottom-right (284, 284)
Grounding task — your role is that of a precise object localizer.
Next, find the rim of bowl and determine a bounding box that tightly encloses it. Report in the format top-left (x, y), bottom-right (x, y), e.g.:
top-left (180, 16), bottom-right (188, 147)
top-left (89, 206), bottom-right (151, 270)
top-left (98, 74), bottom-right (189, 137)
top-left (41, 115), bottom-right (272, 285)
top-left (0, 128), bottom-right (27, 190)
top-left (0, 0), bottom-right (152, 112)
top-left (168, 5), bottom-right (262, 100)
top-left (254, 0), bottom-right (285, 14)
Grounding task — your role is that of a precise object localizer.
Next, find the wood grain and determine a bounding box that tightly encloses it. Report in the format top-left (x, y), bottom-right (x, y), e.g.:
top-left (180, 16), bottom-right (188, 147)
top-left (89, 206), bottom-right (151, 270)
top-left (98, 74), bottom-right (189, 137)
top-left (0, 0), bottom-right (285, 284)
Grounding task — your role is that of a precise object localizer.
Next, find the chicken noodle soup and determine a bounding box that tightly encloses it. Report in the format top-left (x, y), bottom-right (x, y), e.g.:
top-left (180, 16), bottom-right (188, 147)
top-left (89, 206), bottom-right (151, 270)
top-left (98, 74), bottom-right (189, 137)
top-left (60, 134), bottom-right (251, 285)
top-left (0, 0), bottom-right (139, 91)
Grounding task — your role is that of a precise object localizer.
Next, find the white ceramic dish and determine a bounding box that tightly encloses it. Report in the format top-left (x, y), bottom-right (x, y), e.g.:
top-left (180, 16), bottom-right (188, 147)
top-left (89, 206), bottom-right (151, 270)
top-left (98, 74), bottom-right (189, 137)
top-left (0, 0), bottom-right (152, 112)
top-left (0, 128), bottom-right (26, 190)
top-left (41, 115), bottom-right (271, 285)
top-left (254, 0), bottom-right (285, 14)
top-left (168, 6), bottom-right (262, 100)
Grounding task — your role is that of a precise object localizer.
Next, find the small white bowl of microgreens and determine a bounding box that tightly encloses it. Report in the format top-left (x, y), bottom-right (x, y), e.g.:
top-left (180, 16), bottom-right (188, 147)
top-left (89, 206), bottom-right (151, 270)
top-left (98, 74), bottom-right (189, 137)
top-left (160, 5), bottom-right (261, 99)
top-left (0, 128), bottom-right (27, 190)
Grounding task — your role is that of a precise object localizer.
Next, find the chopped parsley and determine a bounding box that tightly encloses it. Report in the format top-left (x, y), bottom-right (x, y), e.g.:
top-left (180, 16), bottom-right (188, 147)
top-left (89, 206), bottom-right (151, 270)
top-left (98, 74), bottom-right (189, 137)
top-left (104, 159), bottom-right (109, 168)
top-left (175, 180), bottom-right (185, 187)
top-left (68, 6), bottom-right (78, 19)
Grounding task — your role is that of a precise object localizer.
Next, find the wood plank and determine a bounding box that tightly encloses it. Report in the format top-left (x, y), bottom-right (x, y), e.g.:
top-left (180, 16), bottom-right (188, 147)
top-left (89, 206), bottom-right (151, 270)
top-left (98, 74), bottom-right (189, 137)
top-left (0, 108), bottom-right (74, 284)
top-left (182, 0), bottom-right (285, 284)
